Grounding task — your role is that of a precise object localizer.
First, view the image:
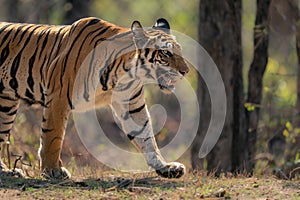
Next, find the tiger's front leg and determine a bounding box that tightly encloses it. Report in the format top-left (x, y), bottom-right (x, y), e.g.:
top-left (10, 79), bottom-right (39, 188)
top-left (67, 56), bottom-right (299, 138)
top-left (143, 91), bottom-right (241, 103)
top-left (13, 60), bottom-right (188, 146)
top-left (112, 87), bottom-right (185, 178)
top-left (39, 99), bottom-right (71, 179)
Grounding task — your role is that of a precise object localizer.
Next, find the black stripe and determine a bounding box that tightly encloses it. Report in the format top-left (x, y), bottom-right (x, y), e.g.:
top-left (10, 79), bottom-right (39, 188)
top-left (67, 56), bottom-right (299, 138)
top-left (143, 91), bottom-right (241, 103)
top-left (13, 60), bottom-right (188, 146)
top-left (0, 29), bottom-right (13, 47)
top-left (36, 27), bottom-right (53, 86)
top-left (85, 43), bottom-right (98, 95)
top-left (0, 129), bottom-right (10, 134)
top-left (11, 53), bottom-right (21, 76)
top-left (0, 105), bottom-right (13, 112)
top-left (39, 28), bottom-right (51, 60)
top-left (0, 23), bottom-right (13, 35)
top-left (149, 50), bottom-right (158, 63)
top-left (113, 42), bottom-right (134, 59)
top-left (36, 27), bottom-right (48, 43)
top-left (27, 49), bottom-right (38, 92)
top-left (144, 48), bottom-right (150, 58)
top-left (122, 102), bottom-right (144, 120)
top-left (25, 26), bottom-right (44, 45)
top-left (144, 137), bottom-right (151, 142)
top-left (112, 59), bottom-right (123, 82)
top-left (128, 87), bottom-right (143, 101)
top-left (39, 56), bottom-right (47, 86)
top-left (0, 95), bottom-right (16, 101)
top-left (87, 18), bottom-right (101, 25)
top-left (140, 58), bottom-right (145, 65)
top-left (99, 70), bottom-right (109, 91)
top-left (44, 98), bottom-right (53, 108)
top-left (52, 27), bottom-right (67, 60)
top-left (83, 80), bottom-right (89, 102)
top-left (70, 19), bottom-right (99, 37)
top-left (47, 58), bottom-right (59, 89)
top-left (2, 120), bottom-right (14, 125)
top-left (60, 21), bottom-right (99, 95)
top-left (105, 31), bottom-right (132, 42)
top-left (107, 43), bottom-right (135, 86)
top-left (127, 120), bottom-right (149, 141)
top-left (69, 22), bottom-right (78, 36)
top-left (0, 80), bottom-right (4, 94)
top-left (42, 128), bottom-right (53, 133)
top-left (7, 109), bottom-right (17, 116)
top-left (89, 26), bottom-right (111, 45)
top-left (115, 79), bottom-right (135, 92)
top-left (123, 62), bottom-right (131, 72)
top-left (0, 24), bottom-right (13, 46)
top-left (40, 84), bottom-right (45, 104)
top-left (99, 50), bottom-right (115, 91)
top-left (74, 39), bottom-right (87, 70)
top-left (86, 36), bottom-right (128, 91)
top-left (48, 76), bottom-right (57, 95)
top-left (9, 53), bottom-right (21, 89)
top-left (67, 81), bottom-right (74, 109)
top-left (46, 26), bottom-right (65, 68)
top-left (141, 62), bottom-right (153, 79)
top-left (129, 104), bottom-right (145, 114)
top-left (12, 24), bottom-right (27, 41)
top-left (25, 89), bottom-right (34, 100)
top-left (0, 42), bottom-right (10, 66)
top-left (17, 25), bottom-right (36, 45)
top-left (10, 25), bottom-right (41, 91)
top-left (90, 26), bottom-right (132, 44)
top-left (74, 25), bottom-right (104, 69)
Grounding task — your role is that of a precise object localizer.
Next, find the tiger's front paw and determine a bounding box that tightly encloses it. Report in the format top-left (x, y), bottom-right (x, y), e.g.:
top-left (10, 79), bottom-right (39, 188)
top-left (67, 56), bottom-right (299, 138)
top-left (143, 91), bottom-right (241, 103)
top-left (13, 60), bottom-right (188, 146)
top-left (42, 167), bottom-right (71, 180)
top-left (155, 162), bottom-right (185, 178)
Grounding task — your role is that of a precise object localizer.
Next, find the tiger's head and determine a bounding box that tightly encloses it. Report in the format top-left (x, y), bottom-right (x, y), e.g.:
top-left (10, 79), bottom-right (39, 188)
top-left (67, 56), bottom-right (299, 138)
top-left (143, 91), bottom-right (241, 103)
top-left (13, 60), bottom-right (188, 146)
top-left (131, 18), bottom-right (189, 93)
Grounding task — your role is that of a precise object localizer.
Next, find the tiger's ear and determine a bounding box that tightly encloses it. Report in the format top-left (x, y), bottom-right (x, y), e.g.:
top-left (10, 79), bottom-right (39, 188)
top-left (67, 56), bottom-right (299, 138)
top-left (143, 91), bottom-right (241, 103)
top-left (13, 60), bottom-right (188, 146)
top-left (131, 20), bottom-right (148, 49)
top-left (153, 18), bottom-right (170, 34)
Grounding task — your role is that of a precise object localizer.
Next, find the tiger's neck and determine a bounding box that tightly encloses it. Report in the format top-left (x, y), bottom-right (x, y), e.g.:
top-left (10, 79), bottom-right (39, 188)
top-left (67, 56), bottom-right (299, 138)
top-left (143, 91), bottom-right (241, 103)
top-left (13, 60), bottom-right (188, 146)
top-left (70, 20), bottom-right (139, 108)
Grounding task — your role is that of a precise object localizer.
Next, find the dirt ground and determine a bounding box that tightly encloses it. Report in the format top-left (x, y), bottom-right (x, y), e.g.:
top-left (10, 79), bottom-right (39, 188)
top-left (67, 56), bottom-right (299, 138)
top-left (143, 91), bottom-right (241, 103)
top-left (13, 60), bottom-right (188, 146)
top-left (0, 171), bottom-right (299, 200)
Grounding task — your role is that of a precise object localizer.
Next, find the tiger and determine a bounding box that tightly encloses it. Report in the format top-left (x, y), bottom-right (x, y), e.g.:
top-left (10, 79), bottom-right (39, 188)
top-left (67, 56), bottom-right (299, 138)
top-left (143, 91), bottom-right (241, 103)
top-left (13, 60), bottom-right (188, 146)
top-left (0, 17), bottom-right (189, 179)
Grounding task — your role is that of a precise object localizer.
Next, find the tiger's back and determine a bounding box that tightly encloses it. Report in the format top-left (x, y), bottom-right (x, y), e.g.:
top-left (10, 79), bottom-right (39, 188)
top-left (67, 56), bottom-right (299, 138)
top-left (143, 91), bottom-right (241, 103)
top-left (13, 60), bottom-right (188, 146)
top-left (0, 18), bottom-right (128, 105)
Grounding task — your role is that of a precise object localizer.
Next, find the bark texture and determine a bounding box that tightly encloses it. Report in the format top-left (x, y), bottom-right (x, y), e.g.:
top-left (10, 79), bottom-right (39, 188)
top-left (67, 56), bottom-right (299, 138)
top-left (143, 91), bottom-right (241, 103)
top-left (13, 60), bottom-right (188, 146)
top-left (246, 0), bottom-right (271, 172)
top-left (192, 0), bottom-right (246, 173)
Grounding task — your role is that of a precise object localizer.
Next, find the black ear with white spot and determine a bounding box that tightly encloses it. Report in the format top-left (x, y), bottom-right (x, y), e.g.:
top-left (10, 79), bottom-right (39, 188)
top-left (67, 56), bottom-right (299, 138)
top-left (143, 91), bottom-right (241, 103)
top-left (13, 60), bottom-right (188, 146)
top-left (153, 18), bottom-right (170, 34)
top-left (131, 20), bottom-right (148, 49)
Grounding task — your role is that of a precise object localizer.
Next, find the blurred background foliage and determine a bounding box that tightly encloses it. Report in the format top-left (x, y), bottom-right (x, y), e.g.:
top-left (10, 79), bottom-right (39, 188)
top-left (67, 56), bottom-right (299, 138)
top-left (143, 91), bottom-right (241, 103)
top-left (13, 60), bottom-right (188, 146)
top-left (0, 0), bottom-right (298, 176)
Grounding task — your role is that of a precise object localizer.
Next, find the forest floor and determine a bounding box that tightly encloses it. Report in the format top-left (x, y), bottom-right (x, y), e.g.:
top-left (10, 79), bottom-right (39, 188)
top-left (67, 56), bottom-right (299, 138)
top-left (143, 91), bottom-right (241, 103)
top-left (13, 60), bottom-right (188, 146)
top-left (0, 169), bottom-right (299, 200)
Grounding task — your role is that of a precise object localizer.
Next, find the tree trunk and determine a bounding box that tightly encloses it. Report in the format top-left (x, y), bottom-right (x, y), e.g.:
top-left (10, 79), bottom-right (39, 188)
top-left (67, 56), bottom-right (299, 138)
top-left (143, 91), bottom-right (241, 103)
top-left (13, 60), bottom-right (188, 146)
top-left (192, 0), bottom-right (246, 173)
top-left (283, 0), bottom-right (300, 177)
top-left (246, 0), bottom-right (271, 173)
top-left (292, 1), bottom-right (300, 160)
top-left (64, 0), bottom-right (91, 24)
top-left (292, 1), bottom-right (300, 123)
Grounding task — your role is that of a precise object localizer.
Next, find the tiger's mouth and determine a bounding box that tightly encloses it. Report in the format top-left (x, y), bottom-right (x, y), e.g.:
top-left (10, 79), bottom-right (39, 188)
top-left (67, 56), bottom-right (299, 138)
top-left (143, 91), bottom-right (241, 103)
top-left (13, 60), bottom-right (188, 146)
top-left (157, 72), bottom-right (180, 93)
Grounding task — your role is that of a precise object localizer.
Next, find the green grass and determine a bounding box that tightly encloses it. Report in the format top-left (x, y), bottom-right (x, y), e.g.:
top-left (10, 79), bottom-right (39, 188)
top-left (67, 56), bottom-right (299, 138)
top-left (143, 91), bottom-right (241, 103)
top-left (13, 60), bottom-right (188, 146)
top-left (0, 169), bottom-right (300, 200)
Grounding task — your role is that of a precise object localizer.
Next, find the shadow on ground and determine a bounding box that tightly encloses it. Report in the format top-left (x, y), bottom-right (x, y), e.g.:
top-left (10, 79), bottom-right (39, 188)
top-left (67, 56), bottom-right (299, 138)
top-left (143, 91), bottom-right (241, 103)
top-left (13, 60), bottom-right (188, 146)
top-left (0, 175), bottom-right (183, 193)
